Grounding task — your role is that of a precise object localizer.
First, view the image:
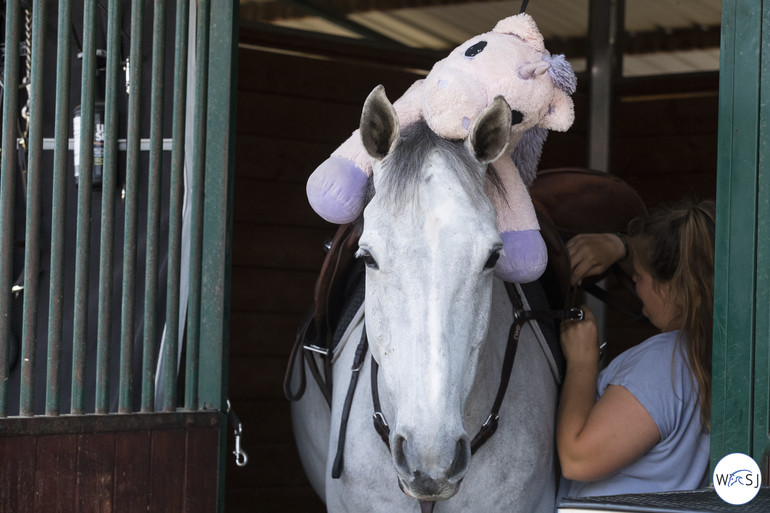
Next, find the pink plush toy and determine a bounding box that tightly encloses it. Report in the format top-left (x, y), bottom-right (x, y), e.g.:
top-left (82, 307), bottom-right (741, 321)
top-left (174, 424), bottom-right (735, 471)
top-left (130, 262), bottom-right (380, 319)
top-left (307, 13), bottom-right (577, 283)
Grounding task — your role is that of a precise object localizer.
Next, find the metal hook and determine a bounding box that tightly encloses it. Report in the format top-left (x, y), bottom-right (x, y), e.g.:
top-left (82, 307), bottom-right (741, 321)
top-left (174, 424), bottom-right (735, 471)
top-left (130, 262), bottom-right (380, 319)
top-left (227, 399), bottom-right (249, 467)
top-left (233, 422), bottom-right (249, 467)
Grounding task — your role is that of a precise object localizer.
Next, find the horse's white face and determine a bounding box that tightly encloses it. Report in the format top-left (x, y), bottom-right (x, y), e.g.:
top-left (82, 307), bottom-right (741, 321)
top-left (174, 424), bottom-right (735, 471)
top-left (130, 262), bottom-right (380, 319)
top-left (357, 86), bottom-right (512, 501)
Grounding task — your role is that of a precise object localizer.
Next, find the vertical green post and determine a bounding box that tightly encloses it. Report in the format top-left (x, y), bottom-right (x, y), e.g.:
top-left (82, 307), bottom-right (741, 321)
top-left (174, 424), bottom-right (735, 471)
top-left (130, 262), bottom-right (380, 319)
top-left (141, 0), bottom-right (168, 413)
top-left (71, 0), bottom-right (98, 415)
top-left (95, 0), bottom-right (122, 415)
top-left (200, 0), bottom-right (238, 510)
top-left (753, 0), bottom-right (770, 469)
top-left (46, 0), bottom-right (73, 416)
top-left (712, 0), bottom-right (770, 472)
top-left (19, 0), bottom-right (47, 417)
top-left (0, 0), bottom-right (20, 418)
top-left (161, 0), bottom-right (190, 412)
top-left (185, 0), bottom-right (210, 412)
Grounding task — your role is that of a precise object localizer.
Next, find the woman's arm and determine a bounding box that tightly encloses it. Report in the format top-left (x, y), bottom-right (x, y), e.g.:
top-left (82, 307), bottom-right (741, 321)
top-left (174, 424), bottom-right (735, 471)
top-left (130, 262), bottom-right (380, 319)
top-left (557, 308), bottom-right (660, 482)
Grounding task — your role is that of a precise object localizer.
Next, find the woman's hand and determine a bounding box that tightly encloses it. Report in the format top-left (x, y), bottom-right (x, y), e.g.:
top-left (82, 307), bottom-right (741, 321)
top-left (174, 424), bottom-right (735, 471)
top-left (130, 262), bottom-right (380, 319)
top-left (560, 305), bottom-right (599, 367)
top-left (566, 233), bottom-right (627, 286)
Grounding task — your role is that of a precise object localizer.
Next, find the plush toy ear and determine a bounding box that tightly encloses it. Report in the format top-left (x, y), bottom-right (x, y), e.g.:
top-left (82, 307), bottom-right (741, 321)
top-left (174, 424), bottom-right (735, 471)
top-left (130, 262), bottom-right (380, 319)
top-left (538, 88), bottom-right (574, 132)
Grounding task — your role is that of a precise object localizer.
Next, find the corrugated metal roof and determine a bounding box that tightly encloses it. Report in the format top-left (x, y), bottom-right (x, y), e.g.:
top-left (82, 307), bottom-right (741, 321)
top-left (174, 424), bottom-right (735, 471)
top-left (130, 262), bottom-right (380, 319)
top-left (242, 0), bottom-right (722, 76)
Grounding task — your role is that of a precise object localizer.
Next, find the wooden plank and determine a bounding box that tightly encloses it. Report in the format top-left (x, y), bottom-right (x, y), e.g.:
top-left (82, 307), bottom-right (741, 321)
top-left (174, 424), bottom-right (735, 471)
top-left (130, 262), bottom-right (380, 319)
top-left (149, 430), bottom-right (186, 512)
top-left (229, 268), bottom-right (318, 313)
top-left (230, 223), bottom-right (332, 271)
top-left (229, 311), bottom-right (306, 357)
top-left (229, 355), bottom-right (293, 402)
top-left (114, 431), bottom-right (151, 513)
top-left (234, 134), bottom-right (337, 183)
top-left (183, 427), bottom-right (220, 513)
top-left (226, 486), bottom-right (325, 513)
top-left (227, 399), bottom-right (295, 442)
top-left (0, 411), bottom-right (220, 436)
top-left (613, 95), bottom-right (718, 137)
top-left (226, 440), bottom-right (313, 490)
top-left (34, 434), bottom-right (78, 513)
top-left (0, 435), bottom-right (37, 513)
top-left (238, 46), bottom-right (423, 101)
top-left (232, 177), bottom-right (329, 228)
top-left (76, 433), bottom-right (115, 513)
top-left (238, 21), bottom-right (441, 72)
top-left (611, 134), bottom-right (717, 175)
top-left (236, 90), bottom-right (362, 142)
top-left (618, 171), bottom-right (716, 207)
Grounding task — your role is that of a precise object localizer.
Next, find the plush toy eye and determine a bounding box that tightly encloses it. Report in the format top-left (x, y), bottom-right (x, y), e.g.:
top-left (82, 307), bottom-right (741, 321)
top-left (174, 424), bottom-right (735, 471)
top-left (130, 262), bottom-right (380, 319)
top-left (484, 249), bottom-right (502, 270)
top-left (357, 248), bottom-right (379, 270)
top-left (464, 41), bottom-right (487, 58)
top-left (511, 110), bottom-right (524, 125)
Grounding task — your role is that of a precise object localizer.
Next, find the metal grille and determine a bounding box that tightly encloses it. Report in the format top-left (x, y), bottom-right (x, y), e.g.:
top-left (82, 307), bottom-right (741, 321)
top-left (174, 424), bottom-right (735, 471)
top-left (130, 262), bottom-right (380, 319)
top-left (0, 0), bottom-right (236, 418)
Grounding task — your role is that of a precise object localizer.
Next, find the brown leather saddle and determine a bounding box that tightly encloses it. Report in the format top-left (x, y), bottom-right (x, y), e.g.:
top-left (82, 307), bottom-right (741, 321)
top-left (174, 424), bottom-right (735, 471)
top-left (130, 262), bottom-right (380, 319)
top-left (531, 167), bottom-right (648, 312)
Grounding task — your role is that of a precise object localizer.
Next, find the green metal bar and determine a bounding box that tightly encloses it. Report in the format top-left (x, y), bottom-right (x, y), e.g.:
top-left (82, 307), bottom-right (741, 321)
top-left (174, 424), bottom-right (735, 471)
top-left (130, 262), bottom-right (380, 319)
top-left (199, 0), bottom-right (237, 413)
top-left (753, 0), bottom-right (770, 467)
top-left (162, 0), bottom-right (191, 412)
top-left (202, 2), bottom-right (238, 509)
top-left (71, 0), bottom-right (98, 415)
top-left (711, 0), bottom-right (761, 472)
top-left (46, 0), bottom-right (73, 416)
top-left (141, 0), bottom-right (168, 413)
top-left (94, 0), bottom-right (122, 414)
top-left (185, 0), bottom-right (212, 411)
top-left (0, 0), bottom-right (21, 418)
top-left (19, 0), bottom-right (47, 417)
top-left (119, 0), bottom-right (145, 413)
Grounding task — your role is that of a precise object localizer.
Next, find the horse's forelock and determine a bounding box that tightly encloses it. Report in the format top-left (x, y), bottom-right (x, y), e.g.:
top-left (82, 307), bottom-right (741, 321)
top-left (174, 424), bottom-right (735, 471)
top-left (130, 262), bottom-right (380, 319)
top-left (371, 122), bottom-right (505, 210)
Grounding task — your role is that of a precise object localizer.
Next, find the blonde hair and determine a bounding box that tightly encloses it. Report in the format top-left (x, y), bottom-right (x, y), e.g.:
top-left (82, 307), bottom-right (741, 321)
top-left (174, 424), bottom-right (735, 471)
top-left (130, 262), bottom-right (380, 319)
top-left (628, 199), bottom-right (716, 429)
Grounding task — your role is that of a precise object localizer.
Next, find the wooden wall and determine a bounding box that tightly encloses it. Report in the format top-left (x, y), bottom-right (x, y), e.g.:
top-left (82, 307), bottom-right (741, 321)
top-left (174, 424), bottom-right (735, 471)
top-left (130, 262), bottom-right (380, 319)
top-left (228, 24), bottom-right (718, 511)
top-left (0, 413), bottom-right (221, 512)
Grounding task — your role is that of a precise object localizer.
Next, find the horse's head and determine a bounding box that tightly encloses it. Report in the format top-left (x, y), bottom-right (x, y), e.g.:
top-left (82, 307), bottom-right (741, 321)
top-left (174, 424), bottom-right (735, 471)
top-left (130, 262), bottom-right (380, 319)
top-left (358, 85), bottom-right (511, 501)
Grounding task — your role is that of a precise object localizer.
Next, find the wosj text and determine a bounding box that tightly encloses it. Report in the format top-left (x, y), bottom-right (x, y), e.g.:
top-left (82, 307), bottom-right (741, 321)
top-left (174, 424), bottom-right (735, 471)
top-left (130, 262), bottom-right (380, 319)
top-left (714, 470), bottom-right (761, 489)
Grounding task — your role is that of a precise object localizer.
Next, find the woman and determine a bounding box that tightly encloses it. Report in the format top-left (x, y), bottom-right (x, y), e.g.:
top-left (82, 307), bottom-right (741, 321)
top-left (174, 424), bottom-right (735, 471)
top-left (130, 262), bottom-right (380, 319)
top-left (557, 199), bottom-right (715, 498)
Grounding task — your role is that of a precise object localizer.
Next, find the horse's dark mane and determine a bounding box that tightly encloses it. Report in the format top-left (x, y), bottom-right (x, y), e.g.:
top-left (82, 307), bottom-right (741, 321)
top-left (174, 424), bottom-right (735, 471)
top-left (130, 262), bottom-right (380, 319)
top-left (368, 121), bottom-right (506, 210)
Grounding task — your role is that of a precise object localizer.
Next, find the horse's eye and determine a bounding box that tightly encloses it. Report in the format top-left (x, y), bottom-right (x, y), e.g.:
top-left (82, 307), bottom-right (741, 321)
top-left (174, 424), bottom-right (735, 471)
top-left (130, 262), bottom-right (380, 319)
top-left (464, 41), bottom-right (487, 58)
top-left (484, 249), bottom-right (501, 270)
top-left (357, 249), bottom-right (379, 270)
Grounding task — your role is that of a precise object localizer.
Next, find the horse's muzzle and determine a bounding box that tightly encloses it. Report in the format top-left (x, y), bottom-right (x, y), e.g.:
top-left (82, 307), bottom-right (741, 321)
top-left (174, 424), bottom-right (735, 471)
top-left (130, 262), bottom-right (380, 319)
top-left (393, 434), bottom-right (470, 500)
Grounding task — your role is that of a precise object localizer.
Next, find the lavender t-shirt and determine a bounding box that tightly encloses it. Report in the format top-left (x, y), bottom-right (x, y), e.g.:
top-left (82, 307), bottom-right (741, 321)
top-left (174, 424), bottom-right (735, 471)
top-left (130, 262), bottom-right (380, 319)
top-left (560, 330), bottom-right (710, 499)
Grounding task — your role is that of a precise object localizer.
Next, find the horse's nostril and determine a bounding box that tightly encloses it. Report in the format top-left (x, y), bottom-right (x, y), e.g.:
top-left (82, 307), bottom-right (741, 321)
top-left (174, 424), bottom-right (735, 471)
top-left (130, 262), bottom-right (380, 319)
top-left (448, 438), bottom-right (470, 482)
top-left (393, 434), bottom-right (413, 477)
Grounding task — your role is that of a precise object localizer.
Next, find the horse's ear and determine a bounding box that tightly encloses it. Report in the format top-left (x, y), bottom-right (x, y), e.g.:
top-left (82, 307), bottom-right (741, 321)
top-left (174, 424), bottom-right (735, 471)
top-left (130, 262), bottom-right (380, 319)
top-left (360, 85), bottom-right (400, 160)
top-left (468, 95), bottom-right (512, 164)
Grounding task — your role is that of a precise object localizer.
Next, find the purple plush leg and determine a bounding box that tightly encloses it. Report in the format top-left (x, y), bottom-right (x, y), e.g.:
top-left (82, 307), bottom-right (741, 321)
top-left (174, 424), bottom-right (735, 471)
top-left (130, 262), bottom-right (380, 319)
top-left (495, 229), bottom-right (548, 283)
top-left (306, 156), bottom-right (369, 224)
